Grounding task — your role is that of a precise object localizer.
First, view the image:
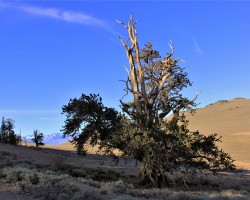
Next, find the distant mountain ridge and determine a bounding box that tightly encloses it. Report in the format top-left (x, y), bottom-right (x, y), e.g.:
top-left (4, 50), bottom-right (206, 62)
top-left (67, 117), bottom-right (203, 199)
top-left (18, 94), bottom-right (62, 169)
top-left (22, 133), bottom-right (72, 145)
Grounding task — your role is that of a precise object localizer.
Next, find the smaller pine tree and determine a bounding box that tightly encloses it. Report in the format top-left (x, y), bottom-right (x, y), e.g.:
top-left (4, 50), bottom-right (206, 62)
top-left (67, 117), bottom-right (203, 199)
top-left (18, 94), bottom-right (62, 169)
top-left (0, 117), bottom-right (8, 143)
top-left (6, 119), bottom-right (18, 145)
top-left (0, 118), bottom-right (2, 142)
top-left (8, 130), bottom-right (18, 145)
top-left (0, 117), bottom-right (20, 145)
top-left (32, 130), bottom-right (45, 148)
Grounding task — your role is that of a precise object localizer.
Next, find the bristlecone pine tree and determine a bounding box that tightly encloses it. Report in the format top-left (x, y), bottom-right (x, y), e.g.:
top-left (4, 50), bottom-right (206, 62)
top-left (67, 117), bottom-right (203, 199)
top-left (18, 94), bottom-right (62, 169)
top-left (62, 16), bottom-right (234, 188)
top-left (32, 129), bottom-right (45, 148)
top-left (0, 117), bottom-right (21, 145)
top-left (113, 16), bottom-right (234, 187)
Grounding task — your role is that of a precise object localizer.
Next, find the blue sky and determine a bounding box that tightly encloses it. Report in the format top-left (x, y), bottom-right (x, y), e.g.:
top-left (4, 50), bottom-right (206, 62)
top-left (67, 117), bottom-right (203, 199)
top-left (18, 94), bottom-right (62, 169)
top-left (0, 1), bottom-right (249, 136)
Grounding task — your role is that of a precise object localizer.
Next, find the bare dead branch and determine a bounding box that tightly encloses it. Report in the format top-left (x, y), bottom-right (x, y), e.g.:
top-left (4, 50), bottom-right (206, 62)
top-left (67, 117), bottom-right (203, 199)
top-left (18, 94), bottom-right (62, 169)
top-left (124, 66), bottom-right (130, 78)
top-left (118, 36), bottom-right (128, 49)
top-left (116, 20), bottom-right (127, 29)
top-left (163, 40), bottom-right (175, 64)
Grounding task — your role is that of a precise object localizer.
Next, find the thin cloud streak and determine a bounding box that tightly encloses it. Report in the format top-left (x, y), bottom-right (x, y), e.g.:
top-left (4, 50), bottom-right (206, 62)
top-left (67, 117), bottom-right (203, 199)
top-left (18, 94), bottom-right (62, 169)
top-left (20, 5), bottom-right (105, 27)
top-left (193, 38), bottom-right (205, 56)
top-left (21, 6), bottom-right (59, 19)
top-left (1, 2), bottom-right (107, 28)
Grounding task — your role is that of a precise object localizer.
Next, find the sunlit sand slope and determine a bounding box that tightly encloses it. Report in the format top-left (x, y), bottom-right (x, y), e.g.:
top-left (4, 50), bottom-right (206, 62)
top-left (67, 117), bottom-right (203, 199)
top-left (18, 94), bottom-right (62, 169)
top-left (185, 98), bottom-right (250, 169)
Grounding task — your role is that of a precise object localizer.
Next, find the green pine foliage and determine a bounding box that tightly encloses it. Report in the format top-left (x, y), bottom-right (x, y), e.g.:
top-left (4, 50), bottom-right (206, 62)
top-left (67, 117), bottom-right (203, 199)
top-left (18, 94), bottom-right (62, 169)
top-left (61, 94), bottom-right (122, 155)
top-left (0, 117), bottom-right (21, 146)
top-left (32, 130), bottom-right (45, 148)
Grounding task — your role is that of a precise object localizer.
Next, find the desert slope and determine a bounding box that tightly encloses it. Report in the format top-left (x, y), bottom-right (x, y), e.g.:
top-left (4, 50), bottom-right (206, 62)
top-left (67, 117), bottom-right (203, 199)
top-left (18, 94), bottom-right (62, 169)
top-left (185, 98), bottom-right (250, 169)
top-left (45, 141), bottom-right (100, 154)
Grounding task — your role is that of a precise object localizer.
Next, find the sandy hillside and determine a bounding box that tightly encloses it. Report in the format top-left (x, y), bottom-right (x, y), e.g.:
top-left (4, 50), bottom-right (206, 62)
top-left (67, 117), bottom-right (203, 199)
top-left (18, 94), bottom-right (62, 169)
top-left (45, 141), bottom-right (100, 154)
top-left (185, 98), bottom-right (250, 169)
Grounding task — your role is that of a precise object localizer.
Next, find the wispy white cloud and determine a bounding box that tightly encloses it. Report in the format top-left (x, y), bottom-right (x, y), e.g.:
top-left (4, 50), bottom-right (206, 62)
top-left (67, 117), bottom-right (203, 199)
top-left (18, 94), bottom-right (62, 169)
top-left (21, 6), bottom-right (59, 19)
top-left (20, 5), bottom-right (105, 27)
top-left (193, 37), bottom-right (205, 56)
top-left (0, 2), bottom-right (107, 28)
